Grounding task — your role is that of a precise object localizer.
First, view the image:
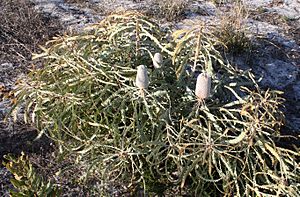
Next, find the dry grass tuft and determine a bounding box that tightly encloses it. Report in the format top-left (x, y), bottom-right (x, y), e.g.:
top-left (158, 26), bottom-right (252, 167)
top-left (214, 3), bottom-right (252, 54)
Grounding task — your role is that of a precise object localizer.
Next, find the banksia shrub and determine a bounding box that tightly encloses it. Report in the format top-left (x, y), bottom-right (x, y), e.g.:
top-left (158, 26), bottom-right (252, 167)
top-left (10, 12), bottom-right (300, 196)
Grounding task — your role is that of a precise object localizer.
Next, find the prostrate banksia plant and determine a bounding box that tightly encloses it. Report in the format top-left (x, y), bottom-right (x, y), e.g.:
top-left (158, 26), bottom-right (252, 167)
top-left (195, 72), bottom-right (211, 100)
top-left (153, 52), bottom-right (163, 68)
top-left (9, 12), bottom-right (300, 196)
top-left (136, 65), bottom-right (149, 96)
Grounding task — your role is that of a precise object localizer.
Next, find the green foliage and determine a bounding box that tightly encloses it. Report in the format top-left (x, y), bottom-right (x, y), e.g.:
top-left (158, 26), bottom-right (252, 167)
top-left (11, 12), bottom-right (300, 196)
top-left (3, 152), bottom-right (61, 197)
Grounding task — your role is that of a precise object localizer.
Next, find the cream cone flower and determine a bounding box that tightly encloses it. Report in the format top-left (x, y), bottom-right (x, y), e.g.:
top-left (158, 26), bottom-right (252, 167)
top-left (195, 72), bottom-right (211, 100)
top-left (153, 53), bottom-right (163, 68)
top-left (136, 65), bottom-right (149, 89)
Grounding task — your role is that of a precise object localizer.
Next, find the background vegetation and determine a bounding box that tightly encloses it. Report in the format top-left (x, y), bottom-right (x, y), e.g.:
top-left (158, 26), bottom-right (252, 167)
top-left (0, 0), bottom-right (61, 65)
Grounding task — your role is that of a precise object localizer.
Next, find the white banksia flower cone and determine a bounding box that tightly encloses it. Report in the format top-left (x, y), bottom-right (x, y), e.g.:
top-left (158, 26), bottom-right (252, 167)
top-left (195, 73), bottom-right (211, 100)
top-left (153, 53), bottom-right (163, 68)
top-left (136, 65), bottom-right (149, 89)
